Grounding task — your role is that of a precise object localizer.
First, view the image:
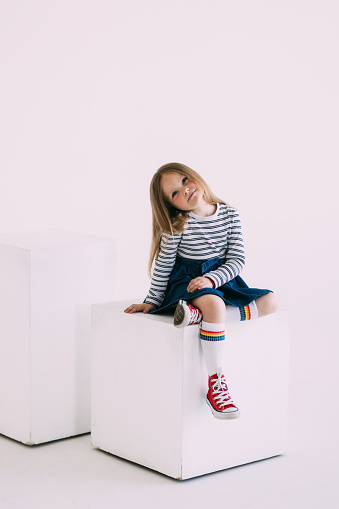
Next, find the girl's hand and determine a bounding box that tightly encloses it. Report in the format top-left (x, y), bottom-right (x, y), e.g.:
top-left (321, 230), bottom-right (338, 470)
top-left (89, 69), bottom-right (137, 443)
top-left (124, 303), bottom-right (156, 314)
top-left (187, 276), bottom-right (214, 293)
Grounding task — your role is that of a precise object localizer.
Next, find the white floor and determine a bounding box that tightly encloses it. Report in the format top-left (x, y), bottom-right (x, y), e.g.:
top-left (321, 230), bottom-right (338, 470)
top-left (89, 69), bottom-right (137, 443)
top-left (1, 312), bottom-right (338, 509)
top-left (0, 425), bottom-right (338, 509)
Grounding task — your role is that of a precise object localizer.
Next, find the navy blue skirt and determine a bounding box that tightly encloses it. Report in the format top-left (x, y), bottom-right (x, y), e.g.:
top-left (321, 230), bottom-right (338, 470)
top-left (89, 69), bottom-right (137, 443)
top-left (149, 256), bottom-right (271, 314)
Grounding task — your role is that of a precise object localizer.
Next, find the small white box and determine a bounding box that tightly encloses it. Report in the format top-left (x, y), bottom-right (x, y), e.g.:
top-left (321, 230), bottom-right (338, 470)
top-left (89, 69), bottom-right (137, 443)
top-left (0, 230), bottom-right (118, 445)
top-left (91, 300), bottom-right (290, 480)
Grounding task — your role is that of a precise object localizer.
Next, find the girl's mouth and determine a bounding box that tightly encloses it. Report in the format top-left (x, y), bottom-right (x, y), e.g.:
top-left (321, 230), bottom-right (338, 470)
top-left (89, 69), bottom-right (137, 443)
top-left (188, 190), bottom-right (195, 201)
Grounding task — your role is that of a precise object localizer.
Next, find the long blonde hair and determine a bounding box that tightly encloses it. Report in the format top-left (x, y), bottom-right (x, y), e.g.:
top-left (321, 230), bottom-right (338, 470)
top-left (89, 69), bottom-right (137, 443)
top-left (148, 162), bottom-right (227, 275)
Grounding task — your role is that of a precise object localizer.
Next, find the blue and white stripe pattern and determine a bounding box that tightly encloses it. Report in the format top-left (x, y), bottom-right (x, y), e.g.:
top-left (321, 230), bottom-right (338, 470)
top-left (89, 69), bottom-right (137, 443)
top-left (145, 204), bottom-right (245, 307)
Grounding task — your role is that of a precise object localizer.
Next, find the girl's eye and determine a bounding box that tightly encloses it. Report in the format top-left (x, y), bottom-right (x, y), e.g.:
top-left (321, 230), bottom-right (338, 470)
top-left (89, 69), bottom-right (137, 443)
top-left (182, 177), bottom-right (187, 184)
top-left (172, 190), bottom-right (178, 199)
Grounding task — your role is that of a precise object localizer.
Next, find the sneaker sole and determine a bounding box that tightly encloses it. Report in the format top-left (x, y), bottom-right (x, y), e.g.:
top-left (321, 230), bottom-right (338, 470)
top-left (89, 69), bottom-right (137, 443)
top-left (206, 397), bottom-right (240, 420)
top-left (174, 301), bottom-right (190, 328)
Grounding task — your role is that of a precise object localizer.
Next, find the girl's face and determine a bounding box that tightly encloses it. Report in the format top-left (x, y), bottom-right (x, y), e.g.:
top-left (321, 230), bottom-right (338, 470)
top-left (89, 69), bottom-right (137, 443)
top-left (161, 172), bottom-right (204, 212)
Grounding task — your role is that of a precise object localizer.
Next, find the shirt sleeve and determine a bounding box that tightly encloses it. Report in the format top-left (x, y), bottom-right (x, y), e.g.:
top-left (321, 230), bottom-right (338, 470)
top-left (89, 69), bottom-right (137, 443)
top-left (144, 232), bottom-right (182, 307)
top-left (203, 208), bottom-right (245, 288)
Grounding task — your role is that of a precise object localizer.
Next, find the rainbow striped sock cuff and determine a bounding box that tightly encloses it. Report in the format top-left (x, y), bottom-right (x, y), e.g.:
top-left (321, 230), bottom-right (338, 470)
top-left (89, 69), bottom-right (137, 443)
top-left (239, 305), bottom-right (251, 321)
top-left (200, 329), bottom-right (225, 341)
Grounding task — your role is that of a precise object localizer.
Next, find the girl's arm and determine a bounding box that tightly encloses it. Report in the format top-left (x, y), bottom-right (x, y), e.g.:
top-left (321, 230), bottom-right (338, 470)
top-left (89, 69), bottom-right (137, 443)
top-left (124, 233), bottom-right (181, 313)
top-left (203, 207), bottom-right (245, 288)
top-left (143, 232), bottom-right (182, 307)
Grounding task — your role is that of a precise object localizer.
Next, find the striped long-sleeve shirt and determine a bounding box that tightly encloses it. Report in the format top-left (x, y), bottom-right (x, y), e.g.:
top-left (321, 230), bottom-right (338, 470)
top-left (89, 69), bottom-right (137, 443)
top-left (145, 203), bottom-right (245, 307)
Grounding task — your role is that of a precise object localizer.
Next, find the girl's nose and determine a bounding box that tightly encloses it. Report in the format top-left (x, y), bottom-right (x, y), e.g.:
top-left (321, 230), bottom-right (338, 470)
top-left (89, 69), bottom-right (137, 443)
top-left (183, 186), bottom-right (189, 195)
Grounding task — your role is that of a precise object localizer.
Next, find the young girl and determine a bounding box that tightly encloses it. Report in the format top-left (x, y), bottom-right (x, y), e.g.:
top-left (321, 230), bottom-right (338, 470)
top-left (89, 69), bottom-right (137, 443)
top-left (125, 162), bottom-right (277, 420)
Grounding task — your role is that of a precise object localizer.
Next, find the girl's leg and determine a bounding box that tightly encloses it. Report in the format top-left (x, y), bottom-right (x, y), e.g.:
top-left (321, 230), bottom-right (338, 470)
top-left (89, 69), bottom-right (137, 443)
top-left (224, 292), bottom-right (278, 322)
top-left (190, 294), bottom-right (239, 420)
top-left (190, 294), bottom-right (225, 376)
top-left (191, 293), bottom-right (225, 324)
top-left (255, 292), bottom-right (279, 317)
top-left (174, 292), bottom-right (278, 326)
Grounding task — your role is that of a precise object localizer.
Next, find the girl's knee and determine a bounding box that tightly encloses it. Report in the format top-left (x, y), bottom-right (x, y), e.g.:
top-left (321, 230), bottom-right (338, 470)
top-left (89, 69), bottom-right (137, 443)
top-left (192, 293), bottom-right (224, 311)
top-left (256, 292), bottom-right (278, 317)
top-left (191, 294), bottom-right (225, 322)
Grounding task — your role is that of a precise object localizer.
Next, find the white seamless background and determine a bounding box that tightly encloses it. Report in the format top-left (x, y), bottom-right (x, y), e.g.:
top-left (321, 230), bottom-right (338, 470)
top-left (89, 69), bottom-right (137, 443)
top-left (0, 0), bottom-right (338, 501)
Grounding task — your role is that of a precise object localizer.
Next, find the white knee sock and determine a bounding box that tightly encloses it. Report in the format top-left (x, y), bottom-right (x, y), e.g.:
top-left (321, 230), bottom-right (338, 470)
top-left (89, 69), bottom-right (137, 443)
top-left (225, 301), bottom-right (258, 323)
top-left (200, 321), bottom-right (225, 376)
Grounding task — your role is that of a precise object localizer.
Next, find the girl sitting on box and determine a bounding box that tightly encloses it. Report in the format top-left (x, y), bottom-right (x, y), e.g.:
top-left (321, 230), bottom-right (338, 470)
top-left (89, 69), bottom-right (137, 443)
top-left (124, 162), bottom-right (277, 420)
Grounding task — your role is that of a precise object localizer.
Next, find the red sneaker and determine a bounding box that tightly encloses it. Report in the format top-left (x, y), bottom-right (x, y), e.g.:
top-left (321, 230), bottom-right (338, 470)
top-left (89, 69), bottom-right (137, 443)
top-left (206, 368), bottom-right (240, 420)
top-left (174, 300), bottom-right (202, 328)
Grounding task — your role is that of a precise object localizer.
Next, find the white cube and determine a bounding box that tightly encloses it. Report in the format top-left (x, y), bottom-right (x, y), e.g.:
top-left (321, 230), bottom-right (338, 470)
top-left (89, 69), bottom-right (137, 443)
top-left (91, 300), bottom-right (290, 480)
top-left (0, 230), bottom-right (118, 445)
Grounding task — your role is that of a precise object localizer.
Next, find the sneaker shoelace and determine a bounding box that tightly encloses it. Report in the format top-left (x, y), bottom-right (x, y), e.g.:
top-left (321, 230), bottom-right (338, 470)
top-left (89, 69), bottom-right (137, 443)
top-left (187, 303), bottom-right (201, 323)
top-left (211, 373), bottom-right (234, 409)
